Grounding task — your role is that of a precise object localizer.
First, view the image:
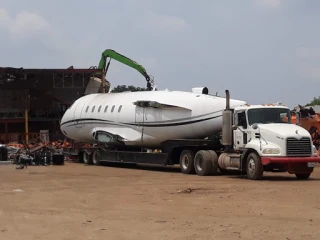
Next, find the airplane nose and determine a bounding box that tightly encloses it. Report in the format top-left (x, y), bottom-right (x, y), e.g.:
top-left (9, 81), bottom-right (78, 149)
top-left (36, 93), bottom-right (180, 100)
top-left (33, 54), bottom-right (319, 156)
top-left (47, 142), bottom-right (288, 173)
top-left (60, 111), bottom-right (68, 126)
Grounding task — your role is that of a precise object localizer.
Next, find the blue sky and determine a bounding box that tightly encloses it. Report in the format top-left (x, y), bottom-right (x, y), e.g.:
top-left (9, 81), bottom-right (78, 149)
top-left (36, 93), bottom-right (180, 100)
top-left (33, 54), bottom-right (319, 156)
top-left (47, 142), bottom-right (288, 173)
top-left (0, 0), bottom-right (319, 108)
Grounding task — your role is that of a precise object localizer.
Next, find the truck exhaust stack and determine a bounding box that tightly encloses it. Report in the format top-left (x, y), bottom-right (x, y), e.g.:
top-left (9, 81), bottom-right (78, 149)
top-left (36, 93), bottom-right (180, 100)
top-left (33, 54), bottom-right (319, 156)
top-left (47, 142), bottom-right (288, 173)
top-left (222, 89), bottom-right (233, 147)
top-left (225, 89), bottom-right (230, 110)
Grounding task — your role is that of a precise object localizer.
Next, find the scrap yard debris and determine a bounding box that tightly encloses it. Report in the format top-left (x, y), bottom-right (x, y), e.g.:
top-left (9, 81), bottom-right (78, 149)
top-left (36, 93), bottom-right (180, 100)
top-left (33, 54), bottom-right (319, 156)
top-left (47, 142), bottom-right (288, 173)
top-left (7, 139), bottom-right (71, 150)
top-left (4, 138), bottom-right (67, 168)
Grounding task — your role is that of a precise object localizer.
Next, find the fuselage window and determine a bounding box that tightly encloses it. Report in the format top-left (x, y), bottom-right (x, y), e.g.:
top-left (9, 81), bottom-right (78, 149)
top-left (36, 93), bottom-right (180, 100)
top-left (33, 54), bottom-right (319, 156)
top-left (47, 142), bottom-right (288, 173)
top-left (92, 106), bottom-right (95, 112)
top-left (104, 105), bottom-right (108, 113)
top-left (111, 105), bottom-right (115, 112)
top-left (98, 105), bottom-right (102, 112)
top-left (118, 105), bottom-right (122, 112)
top-left (85, 106), bottom-right (89, 112)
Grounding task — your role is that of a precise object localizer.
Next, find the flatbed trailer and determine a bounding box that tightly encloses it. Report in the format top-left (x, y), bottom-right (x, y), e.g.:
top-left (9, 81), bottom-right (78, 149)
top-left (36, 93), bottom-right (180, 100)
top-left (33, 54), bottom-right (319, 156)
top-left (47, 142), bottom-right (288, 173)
top-left (63, 138), bottom-right (225, 174)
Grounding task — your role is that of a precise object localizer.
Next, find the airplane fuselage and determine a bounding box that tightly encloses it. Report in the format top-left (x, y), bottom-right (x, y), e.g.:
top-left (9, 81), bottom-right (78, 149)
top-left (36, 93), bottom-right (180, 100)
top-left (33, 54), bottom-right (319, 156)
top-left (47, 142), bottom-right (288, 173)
top-left (60, 90), bottom-right (246, 148)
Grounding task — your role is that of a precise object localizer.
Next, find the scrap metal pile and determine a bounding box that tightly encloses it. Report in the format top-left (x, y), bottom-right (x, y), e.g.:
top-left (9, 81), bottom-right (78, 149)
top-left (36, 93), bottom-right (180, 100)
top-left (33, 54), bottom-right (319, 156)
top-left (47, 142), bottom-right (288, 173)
top-left (7, 139), bottom-right (70, 150)
top-left (292, 105), bottom-right (320, 149)
top-left (5, 138), bottom-right (66, 168)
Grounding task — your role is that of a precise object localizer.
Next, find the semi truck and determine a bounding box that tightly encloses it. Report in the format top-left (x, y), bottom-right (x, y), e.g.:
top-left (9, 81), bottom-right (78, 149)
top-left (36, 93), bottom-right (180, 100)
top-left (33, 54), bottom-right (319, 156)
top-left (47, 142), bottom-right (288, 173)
top-left (62, 89), bottom-right (320, 180)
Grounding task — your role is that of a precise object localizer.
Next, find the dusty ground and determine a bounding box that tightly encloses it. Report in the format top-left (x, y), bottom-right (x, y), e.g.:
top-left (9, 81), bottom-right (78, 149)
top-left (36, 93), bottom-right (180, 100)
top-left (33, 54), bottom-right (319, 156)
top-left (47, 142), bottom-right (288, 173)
top-left (0, 161), bottom-right (320, 240)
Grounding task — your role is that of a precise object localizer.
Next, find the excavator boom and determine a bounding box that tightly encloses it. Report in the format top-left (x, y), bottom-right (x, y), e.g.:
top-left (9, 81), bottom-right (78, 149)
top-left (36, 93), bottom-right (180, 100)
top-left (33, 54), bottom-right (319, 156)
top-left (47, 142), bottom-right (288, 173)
top-left (98, 49), bottom-right (153, 90)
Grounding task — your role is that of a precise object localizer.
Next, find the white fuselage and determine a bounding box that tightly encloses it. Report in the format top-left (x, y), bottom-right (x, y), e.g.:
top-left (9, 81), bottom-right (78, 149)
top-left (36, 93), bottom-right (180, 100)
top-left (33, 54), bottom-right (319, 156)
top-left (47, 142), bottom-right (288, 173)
top-left (60, 90), bottom-right (246, 148)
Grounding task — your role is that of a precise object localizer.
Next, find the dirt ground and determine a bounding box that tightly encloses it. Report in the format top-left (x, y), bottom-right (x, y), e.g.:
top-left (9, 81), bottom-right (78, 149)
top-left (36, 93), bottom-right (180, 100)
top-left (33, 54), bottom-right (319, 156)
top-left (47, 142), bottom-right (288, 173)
top-left (0, 161), bottom-right (320, 240)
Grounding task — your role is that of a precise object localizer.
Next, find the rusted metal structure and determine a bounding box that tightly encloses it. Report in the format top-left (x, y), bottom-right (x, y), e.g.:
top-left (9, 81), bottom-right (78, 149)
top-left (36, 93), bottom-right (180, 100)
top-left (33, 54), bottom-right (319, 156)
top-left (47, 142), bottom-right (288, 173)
top-left (0, 67), bottom-right (104, 144)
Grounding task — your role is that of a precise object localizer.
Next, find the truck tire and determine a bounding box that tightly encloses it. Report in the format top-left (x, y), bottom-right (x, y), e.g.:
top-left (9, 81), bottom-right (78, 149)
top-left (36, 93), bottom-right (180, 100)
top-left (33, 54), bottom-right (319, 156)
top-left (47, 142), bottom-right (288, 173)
top-left (180, 150), bottom-right (196, 174)
top-left (207, 150), bottom-right (219, 175)
top-left (295, 173), bottom-right (310, 180)
top-left (219, 167), bottom-right (229, 174)
top-left (194, 150), bottom-right (212, 176)
top-left (246, 152), bottom-right (263, 180)
top-left (82, 151), bottom-right (92, 165)
top-left (92, 150), bottom-right (100, 166)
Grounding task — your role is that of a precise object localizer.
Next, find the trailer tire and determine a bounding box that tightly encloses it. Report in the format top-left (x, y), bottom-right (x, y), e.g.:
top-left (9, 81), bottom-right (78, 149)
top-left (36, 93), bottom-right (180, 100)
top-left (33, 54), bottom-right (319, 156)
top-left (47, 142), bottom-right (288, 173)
top-left (194, 150), bottom-right (212, 176)
top-left (180, 150), bottom-right (195, 174)
top-left (82, 151), bottom-right (91, 165)
top-left (295, 173), bottom-right (310, 180)
top-left (92, 150), bottom-right (100, 166)
top-left (246, 152), bottom-right (263, 180)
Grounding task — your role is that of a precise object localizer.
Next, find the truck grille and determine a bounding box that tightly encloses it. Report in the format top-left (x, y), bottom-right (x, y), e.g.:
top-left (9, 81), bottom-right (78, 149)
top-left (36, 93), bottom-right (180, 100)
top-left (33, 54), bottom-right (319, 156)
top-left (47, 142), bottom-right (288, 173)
top-left (286, 137), bottom-right (311, 156)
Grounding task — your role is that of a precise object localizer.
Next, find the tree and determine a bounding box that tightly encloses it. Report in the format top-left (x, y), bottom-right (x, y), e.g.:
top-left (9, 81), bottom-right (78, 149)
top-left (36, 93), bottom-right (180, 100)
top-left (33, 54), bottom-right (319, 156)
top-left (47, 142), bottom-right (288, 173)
top-left (110, 85), bottom-right (147, 93)
top-left (306, 96), bottom-right (320, 106)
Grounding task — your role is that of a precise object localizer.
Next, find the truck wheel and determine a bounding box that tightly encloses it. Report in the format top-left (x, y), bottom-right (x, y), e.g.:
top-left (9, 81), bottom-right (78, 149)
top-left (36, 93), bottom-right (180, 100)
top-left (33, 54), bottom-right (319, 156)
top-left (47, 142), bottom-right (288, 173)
top-left (180, 150), bottom-right (195, 174)
top-left (194, 150), bottom-right (212, 176)
top-left (207, 150), bottom-right (219, 175)
top-left (82, 151), bottom-right (91, 165)
top-left (92, 150), bottom-right (100, 166)
top-left (295, 173), bottom-right (311, 180)
top-left (219, 167), bottom-right (229, 174)
top-left (246, 152), bottom-right (263, 180)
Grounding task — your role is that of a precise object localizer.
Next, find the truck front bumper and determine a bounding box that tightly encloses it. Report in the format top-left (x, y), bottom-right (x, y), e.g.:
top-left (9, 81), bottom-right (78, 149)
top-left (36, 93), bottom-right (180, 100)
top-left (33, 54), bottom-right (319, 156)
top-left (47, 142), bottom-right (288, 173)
top-left (261, 156), bottom-right (320, 165)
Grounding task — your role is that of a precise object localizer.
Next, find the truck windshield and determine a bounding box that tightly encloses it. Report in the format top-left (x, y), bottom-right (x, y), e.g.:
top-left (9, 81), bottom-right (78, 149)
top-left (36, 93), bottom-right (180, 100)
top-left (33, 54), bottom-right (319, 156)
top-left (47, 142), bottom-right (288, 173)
top-left (247, 108), bottom-right (292, 125)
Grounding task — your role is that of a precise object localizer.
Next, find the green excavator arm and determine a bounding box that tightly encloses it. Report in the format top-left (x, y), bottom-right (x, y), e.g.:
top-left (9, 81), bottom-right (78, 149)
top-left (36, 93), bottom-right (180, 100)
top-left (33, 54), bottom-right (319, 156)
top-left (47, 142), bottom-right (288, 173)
top-left (98, 49), bottom-right (153, 90)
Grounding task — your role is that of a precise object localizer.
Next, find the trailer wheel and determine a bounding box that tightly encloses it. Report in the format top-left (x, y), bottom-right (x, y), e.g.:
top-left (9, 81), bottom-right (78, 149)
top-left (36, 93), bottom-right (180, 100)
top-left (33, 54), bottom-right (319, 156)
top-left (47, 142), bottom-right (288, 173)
top-left (180, 150), bottom-right (195, 174)
top-left (82, 151), bottom-right (91, 165)
top-left (246, 152), bottom-right (263, 180)
top-left (295, 173), bottom-right (311, 180)
top-left (92, 150), bottom-right (100, 166)
top-left (207, 150), bottom-right (219, 175)
top-left (194, 150), bottom-right (212, 176)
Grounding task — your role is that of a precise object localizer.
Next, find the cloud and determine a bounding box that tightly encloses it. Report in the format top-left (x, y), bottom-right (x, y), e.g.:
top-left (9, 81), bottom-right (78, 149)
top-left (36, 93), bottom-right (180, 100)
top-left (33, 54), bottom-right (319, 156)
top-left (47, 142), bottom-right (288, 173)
top-left (297, 47), bottom-right (320, 59)
top-left (0, 8), bottom-right (50, 38)
top-left (296, 47), bottom-right (320, 81)
top-left (298, 65), bottom-right (320, 80)
top-left (256, 0), bottom-right (282, 8)
top-left (136, 56), bottom-right (158, 71)
top-left (145, 11), bottom-right (188, 31)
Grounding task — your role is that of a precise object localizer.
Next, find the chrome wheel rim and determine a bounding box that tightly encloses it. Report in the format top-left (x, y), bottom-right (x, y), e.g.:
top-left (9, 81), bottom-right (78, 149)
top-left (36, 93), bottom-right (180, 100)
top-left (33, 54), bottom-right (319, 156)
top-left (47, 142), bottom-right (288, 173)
top-left (248, 158), bottom-right (256, 175)
top-left (182, 155), bottom-right (189, 169)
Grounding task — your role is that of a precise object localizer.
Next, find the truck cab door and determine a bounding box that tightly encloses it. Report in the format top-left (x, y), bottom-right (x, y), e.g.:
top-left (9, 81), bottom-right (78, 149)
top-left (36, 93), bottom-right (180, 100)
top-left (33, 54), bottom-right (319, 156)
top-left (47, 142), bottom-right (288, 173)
top-left (233, 110), bottom-right (248, 149)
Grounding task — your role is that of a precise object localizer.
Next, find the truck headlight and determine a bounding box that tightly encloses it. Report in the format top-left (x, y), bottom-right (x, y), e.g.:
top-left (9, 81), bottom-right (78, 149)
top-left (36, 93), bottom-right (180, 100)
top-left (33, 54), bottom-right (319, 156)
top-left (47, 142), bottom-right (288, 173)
top-left (312, 145), bottom-right (318, 156)
top-left (262, 148), bottom-right (280, 154)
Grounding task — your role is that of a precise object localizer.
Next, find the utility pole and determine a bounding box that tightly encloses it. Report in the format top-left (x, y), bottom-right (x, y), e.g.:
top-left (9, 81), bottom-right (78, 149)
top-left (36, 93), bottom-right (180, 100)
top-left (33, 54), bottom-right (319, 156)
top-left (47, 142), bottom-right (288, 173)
top-left (24, 89), bottom-right (29, 143)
